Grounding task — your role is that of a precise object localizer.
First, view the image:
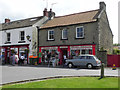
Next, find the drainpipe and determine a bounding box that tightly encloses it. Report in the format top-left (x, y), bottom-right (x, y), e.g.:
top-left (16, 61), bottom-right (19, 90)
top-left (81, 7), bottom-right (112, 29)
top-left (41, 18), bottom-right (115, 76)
top-left (36, 26), bottom-right (39, 64)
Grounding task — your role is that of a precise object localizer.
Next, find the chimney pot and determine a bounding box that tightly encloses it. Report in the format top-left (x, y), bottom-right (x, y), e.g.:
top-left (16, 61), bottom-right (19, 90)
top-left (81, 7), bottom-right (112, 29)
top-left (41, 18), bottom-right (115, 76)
top-left (99, 2), bottom-right (106, 11)
top-left (5, 18), bottom-right (10, 23)
top-left (43, 8), bottom-right (48, 17)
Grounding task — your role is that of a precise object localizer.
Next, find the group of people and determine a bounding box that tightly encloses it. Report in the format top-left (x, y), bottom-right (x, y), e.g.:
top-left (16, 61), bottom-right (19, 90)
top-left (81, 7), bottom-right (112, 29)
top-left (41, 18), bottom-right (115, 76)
top-left (42, 50), bottom-right (59, 67)
top-left (41, 50), bottom-right (68, 67)
top-left (10, 53), bottom-right (25, 66)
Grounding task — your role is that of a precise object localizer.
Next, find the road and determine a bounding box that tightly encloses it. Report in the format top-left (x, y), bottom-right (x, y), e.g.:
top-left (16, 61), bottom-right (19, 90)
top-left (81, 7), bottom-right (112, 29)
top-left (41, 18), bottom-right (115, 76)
top-left (0, 65), bottom-right (119, 85)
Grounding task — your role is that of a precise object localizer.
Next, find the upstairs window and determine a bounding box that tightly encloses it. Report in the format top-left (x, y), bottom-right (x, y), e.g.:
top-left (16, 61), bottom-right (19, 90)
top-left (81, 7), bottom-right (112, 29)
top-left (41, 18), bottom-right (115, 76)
top-left (62, 29), bottom-right (67, 39)
top-left (48, 30), bottom-right (54, 40)
top-left (20, 31), bottom-right (25, 41)
top-left (7, 33), bottom-right (10, 42)
top-left (76, 26), bottom-right (84, 38)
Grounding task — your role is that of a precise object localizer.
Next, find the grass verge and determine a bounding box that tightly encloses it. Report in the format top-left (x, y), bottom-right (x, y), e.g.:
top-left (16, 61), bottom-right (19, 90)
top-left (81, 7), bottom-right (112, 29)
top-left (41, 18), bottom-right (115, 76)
top-left (2, 77), bottom-right (118, 88)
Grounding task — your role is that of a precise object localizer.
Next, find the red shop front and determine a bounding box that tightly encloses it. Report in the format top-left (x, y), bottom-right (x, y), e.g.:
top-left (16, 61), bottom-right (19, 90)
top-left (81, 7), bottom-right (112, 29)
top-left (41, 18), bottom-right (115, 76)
top-left (39, 44), bottom-right (96, 65)
top-left (0, 44), bottom-right (29, 64)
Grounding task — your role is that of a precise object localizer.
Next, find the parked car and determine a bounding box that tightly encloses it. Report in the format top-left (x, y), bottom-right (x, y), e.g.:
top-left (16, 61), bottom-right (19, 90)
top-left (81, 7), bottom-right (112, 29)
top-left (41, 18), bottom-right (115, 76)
top-left (65, 55), bottom-right (101, 69)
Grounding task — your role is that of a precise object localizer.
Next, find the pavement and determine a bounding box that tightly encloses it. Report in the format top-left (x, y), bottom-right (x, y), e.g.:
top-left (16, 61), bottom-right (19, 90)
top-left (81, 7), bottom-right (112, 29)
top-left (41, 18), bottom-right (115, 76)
top-left (0, 65), bottom-right (119, 85)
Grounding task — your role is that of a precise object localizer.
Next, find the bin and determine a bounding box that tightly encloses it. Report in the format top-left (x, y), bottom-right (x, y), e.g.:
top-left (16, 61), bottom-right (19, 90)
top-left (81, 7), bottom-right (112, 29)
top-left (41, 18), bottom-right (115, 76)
top-left (29, 56), bottom-right (38, 65)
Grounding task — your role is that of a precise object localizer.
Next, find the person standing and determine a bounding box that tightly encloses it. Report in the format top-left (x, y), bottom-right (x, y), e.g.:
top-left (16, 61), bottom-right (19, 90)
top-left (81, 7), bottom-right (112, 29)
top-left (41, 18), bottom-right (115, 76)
top-left (63, 54), bottom-right (67, 67)
top-left (15, 54), bottom-right (19, 64)
top-left (19, 53), bottom-right (25, 65)
top-left (12, 53), bottom-right (15, 66)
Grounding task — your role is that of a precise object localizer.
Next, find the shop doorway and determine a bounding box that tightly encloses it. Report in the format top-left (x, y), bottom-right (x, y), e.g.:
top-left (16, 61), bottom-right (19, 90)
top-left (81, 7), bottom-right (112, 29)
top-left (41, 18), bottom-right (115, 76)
top-left (60, 48), bottom-right (68, 64)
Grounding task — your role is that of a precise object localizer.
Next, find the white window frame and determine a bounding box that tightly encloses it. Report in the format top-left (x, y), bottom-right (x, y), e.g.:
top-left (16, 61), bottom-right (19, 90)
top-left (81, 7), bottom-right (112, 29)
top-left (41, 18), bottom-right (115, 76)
top-left (48, 30), bottom-right (54, 40)
top-left (20, 31), bottom-right (25, 41)
top-left (62, 29), bottom-right (67, 39)
top-left (7, 33), bottom-right (10, 42)
top-left (76, 26), bottom-right (84, 38)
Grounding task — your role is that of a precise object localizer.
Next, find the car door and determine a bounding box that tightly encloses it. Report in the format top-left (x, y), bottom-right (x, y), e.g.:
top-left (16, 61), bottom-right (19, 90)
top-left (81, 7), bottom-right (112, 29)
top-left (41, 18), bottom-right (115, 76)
top-left (79, 56), bottom-right (86, 66)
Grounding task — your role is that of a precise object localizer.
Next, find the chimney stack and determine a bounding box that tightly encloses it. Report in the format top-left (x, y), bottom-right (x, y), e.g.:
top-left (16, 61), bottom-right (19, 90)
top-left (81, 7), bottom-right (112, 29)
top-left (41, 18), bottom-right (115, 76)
top-left (43, 8), bottom-right (48, 17)
top-left (48, 8), bottom-right (55, 20)
top-left (99, 2), bottom-right (106, 11)
top-left (5, 18), bottom-right (10, 23)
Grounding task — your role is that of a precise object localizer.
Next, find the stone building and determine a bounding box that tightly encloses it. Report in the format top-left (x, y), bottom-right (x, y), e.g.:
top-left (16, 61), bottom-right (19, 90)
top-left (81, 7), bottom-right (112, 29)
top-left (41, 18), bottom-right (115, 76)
top-left (38, 2), bottom-right (113, 64)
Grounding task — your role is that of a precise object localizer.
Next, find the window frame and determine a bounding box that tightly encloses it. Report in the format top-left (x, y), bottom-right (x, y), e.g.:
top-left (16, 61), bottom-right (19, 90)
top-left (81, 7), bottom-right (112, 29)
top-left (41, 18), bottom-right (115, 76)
top-left (20, 31), bottom-right (25, 41)
top-left (76, 26), bottom-right (84, 38)
top-left (62, 29), bottom-right (68, 39)
top-left (7, 33), bottom-right (10, 42)
top-left (48, 30), bottom-right (54, 40)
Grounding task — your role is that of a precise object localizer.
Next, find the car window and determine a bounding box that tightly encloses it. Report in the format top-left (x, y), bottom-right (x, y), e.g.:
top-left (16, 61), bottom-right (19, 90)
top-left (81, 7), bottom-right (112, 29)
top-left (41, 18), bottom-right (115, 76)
top-left (86, 56), bottom-right (92, 59)
top-left (79, 56), bottom-right (86, 59)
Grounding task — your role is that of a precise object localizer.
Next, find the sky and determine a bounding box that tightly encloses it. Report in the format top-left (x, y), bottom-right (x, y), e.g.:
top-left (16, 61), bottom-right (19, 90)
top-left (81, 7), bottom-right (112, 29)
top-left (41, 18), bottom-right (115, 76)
top-left (0, 0), bottom-right (119, 44)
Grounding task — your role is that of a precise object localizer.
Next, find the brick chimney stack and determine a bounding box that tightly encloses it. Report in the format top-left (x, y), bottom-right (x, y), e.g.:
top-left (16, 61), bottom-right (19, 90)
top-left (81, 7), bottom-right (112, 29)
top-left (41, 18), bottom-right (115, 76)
top-left (5, 18), bottom-right (10, 23)
top-left (99, 2), bottom-right (106, 11)
top-left (43, 8), bottom-right (48, 17)
top-left (48, 8), bottom-right (55, 20)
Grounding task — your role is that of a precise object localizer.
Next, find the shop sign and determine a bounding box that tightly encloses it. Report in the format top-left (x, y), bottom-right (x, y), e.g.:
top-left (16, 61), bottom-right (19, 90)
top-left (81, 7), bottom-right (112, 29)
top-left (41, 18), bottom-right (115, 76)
top-left (60, 46), bottom-right (68, 48)
top-left (70, 46), bottom-right (92, 50)
top-left (41, 47), bottom-right (58, 50)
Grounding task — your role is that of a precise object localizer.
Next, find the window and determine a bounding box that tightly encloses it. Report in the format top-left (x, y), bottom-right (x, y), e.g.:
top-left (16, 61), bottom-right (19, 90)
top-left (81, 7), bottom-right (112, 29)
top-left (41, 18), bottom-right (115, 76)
top-left (62, 29), bottom-right (67, 39)
top-left (20, 31), bottom-right (25, 41)
top-left (48, 30), bottom-right (54, 40)
top-left (80, 56), bottom-right (86, 59)
top-left (7, 33), bottom-right (10, 42)
top-left (86, 56), bottom-right (92, 59)
top-left (76, 26), bottom-right (84, 38)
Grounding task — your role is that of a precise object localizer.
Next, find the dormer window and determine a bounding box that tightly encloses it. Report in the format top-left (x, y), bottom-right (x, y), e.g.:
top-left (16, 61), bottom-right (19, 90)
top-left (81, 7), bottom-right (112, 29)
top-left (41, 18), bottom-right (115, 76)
top-left (7, 33), bottom-right (10, 42)
top-left (20, 31), bottom-right (25, 41)
top-left (76, 26), bottom-right (84, 38)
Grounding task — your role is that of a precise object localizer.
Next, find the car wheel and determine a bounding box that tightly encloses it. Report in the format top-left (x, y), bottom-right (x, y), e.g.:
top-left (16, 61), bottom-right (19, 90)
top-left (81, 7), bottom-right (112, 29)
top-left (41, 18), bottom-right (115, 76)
top-left (87, 64), bottom-right (93, 69)
top-left (68, 63), bottom-right (73, 68)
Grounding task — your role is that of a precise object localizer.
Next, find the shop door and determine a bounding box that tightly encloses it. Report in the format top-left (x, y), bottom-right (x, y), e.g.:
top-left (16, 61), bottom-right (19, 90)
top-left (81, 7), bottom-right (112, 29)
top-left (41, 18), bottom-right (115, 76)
top-left (60, 48), bottom-right (68, 64)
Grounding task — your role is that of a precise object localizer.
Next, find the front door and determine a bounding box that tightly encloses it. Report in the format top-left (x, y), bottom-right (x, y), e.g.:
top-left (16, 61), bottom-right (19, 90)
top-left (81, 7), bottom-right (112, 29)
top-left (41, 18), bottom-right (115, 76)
top-left (60, 48), bottom-right (68, 64)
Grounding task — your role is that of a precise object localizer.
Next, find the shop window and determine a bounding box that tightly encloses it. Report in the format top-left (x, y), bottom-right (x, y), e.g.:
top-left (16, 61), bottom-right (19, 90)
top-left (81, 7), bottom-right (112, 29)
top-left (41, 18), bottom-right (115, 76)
top-left (62, 29), bottom-right (67, 39)
top-left (81, 49), bottom-right (85, 54)
top-left (7, 33), bottom-right (10, 42)
top-left (76, 26), bottom-right (84, 38)
top-left (48, 30), bottom-right (54, 40)
top-left (20, 31), bottom-right (25, 41)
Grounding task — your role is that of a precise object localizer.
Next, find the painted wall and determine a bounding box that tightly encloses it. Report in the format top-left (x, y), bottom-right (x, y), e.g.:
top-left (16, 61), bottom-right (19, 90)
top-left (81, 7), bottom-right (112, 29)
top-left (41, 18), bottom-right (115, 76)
top-left (1, 26), bottom-right (33, 55)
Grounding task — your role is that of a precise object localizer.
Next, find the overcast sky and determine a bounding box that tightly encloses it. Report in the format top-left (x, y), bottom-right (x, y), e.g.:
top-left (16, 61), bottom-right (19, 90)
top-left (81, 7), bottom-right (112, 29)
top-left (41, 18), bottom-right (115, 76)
top-left (0, 0), bottom-right (119, 44)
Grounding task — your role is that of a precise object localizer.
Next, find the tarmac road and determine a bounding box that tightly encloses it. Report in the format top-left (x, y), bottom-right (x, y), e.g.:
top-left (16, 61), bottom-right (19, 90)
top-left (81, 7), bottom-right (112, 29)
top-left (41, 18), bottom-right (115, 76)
top-left (0, 65), bottom-right (119, 85)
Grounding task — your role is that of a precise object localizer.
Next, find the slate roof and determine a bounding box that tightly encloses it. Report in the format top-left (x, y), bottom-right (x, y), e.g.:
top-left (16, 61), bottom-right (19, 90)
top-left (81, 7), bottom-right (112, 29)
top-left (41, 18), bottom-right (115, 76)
top-left (40, 9), bottom-right (100, 29)
top-left (2, 16), bottom-right (44, 30)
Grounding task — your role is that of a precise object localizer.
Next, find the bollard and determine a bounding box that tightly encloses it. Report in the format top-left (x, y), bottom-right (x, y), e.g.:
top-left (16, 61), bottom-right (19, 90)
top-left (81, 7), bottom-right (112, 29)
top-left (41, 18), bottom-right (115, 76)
top-left (100, 63), bottom-right (105, 79)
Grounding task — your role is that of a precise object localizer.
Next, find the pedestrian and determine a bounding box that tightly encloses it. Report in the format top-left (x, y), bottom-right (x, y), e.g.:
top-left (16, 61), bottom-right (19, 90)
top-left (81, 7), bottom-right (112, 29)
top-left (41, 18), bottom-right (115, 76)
top-left (19, 53), bottom-right (25, 65)
top-left (63, 54), bottom-right (67, 67)
top-left (12, 53), bottom-right (16, 66)
top-left (47, 52), bottom-right (51, 67)
top-left (15, 54), bottom-right (19, 64)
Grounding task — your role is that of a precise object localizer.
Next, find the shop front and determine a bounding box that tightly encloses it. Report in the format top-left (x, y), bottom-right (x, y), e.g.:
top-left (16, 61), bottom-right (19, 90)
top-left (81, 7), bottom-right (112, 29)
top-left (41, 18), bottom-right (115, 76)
top-left (0, 44), bottom-right (29, 64)
top-left (39, 44), bottom-right (96, 65)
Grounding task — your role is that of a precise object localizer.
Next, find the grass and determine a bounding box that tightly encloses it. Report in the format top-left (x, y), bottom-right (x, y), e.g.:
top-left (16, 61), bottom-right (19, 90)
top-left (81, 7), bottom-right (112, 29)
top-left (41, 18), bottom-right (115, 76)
top-left (2, 77), bottom-right (118, 88)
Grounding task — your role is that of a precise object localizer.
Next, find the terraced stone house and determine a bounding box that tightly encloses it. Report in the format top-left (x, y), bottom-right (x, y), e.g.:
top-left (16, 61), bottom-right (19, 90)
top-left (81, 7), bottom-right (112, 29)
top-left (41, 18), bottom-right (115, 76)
top-left (38, 2), bottom-right (113, 64)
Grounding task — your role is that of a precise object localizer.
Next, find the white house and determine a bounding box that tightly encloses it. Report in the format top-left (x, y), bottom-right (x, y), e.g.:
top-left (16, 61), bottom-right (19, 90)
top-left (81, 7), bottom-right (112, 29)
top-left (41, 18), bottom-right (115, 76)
top-left (0, 8), bottom-right (55, 64)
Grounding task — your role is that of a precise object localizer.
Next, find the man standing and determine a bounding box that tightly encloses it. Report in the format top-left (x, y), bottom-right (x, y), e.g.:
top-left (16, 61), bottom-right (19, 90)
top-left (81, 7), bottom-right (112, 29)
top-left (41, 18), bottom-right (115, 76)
top-left (63, 54), bottom-right (67, 67)
top-left (12, 53), bottom-right (15, 66)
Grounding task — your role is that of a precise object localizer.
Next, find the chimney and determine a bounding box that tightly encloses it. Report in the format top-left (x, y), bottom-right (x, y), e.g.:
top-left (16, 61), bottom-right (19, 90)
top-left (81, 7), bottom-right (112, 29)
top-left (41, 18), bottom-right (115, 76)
top-left (5, 18), bottom-right (10, 23)
top-left (99, 2), bottom-right (106, 11)
top-left (48, 8), bottom-right (55, 20)
top-left (43, 8), bottom-right (48, 17)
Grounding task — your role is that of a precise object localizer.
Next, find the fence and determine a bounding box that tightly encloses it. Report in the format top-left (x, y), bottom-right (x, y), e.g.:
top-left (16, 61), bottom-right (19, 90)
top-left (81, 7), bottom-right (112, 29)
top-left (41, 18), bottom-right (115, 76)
top-left (107, 54), bottom-right (120, 67)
